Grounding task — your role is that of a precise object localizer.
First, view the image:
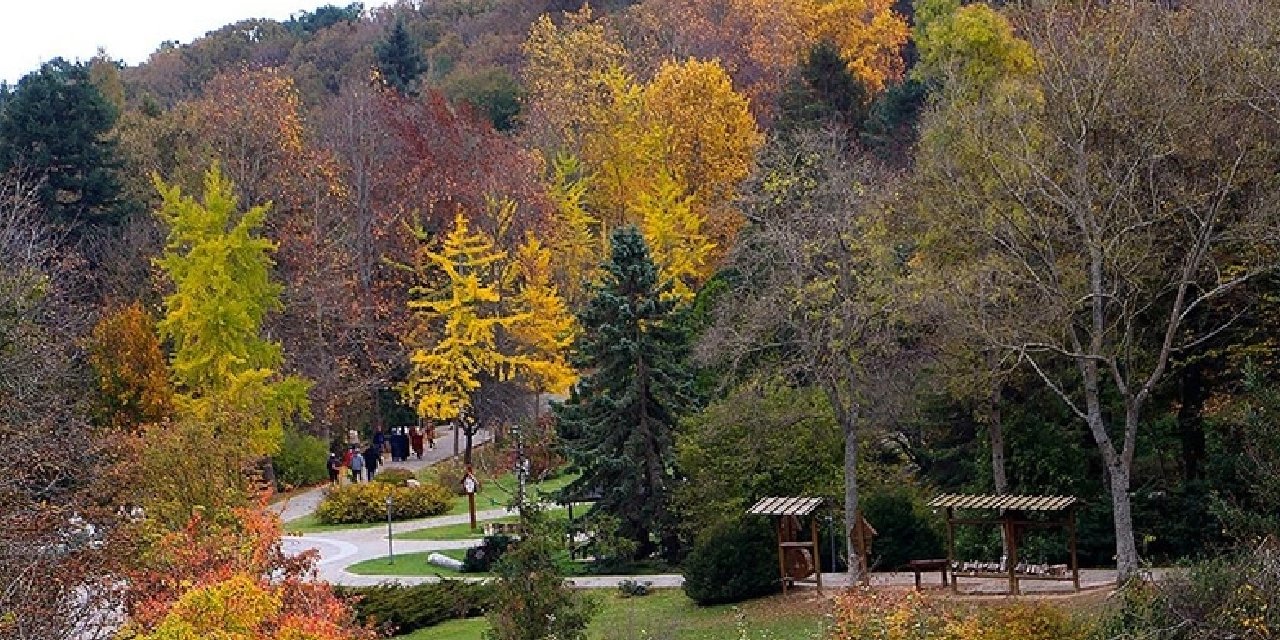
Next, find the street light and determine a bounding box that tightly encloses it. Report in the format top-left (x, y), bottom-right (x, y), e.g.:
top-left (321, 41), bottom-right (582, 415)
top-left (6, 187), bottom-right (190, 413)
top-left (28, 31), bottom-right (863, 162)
top-left (386, 495), bottom-right (394, 564)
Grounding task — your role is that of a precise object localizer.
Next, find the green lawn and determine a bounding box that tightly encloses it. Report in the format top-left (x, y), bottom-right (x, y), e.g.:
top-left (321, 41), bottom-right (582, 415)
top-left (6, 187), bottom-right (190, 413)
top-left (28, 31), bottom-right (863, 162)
top-left (441, 471), bottom-right (579, 516)
top-left (346, 547), bottom-right (674, 578)
top-left (395, 590), bottom-right (829, 640)
top-left (394, 508), bottom-right (569, 541)
top-left (346, 548), bottom-right (471, 578)
top-left (283, 513), bottom-right (383, 534)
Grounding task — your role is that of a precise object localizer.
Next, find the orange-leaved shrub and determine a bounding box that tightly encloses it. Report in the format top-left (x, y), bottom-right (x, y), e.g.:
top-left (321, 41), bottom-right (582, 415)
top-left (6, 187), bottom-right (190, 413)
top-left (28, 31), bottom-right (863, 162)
top-left (119, 506), bottom-right (374, 640)
top-left (314, 480), bottom-right (451, 524)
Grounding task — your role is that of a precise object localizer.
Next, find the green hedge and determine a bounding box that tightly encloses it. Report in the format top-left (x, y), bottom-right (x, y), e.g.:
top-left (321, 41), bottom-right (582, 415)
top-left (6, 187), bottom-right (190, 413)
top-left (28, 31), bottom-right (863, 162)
top-left (315, 481), bottom-right (452, 524)
top-left (273, 430), bottom-right (329, 490)
top-left (682, 518), bottom-right (780, 605)
top-left (335, 581), bottom-right (494, 635)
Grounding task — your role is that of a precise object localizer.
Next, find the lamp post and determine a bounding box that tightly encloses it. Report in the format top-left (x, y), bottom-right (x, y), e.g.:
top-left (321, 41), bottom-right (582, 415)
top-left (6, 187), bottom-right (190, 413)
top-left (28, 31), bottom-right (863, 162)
top-left (386, 495), bottom-right (394, 564)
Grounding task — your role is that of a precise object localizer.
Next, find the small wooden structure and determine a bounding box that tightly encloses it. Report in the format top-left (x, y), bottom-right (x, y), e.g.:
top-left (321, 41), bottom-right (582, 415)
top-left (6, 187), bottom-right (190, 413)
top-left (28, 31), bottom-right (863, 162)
top-left (928, 494), bottom-right (1080, 595)
top-left (748, 497), bottom-right (824, 593)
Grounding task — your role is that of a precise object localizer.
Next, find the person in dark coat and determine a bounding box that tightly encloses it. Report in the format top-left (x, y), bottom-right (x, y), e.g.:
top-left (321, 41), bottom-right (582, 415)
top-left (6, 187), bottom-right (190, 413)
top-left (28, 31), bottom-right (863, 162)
top-left (326, 452), bottom-right (340, 486)
top-left (393, 427), bottom-right (411, 461)
top-left (372, 426), bottom-right (386, 462)
top-left (363, 443), bottom-right (380, 481)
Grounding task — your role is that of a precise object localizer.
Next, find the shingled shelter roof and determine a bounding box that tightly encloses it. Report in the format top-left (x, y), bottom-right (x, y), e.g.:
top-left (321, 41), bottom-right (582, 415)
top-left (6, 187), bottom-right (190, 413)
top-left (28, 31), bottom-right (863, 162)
top-left (747, 496), bottom-right (824, 516)
top-left (927, 494), bottom-right (1078, 511)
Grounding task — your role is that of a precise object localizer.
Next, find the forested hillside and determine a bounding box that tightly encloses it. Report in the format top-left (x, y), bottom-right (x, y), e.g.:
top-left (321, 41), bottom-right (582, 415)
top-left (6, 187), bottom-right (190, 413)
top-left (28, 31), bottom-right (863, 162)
top-left (4, 1), bottom-right (1280, 638)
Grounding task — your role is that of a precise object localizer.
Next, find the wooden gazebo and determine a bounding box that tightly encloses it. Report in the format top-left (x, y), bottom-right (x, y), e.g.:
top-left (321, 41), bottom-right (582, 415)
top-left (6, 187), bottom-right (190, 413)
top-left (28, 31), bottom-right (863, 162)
top-left (928, 494), bottom-right (1080, 595)
top-left (747, 497), bottom-right (824, 593)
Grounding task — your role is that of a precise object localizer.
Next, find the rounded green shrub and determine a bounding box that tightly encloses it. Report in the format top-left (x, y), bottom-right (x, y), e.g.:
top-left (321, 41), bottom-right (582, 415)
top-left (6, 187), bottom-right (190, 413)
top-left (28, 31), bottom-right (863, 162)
top-left (426, 458), bottom-right (468, 495)
top-left (272, 430), bottom-right (329, 490)
top-left (315, 481), bottom-right (452, 524)
top-left (682, 518), bottom-right (780, 605)
top-left (462, 534), bottom-right (513, 573)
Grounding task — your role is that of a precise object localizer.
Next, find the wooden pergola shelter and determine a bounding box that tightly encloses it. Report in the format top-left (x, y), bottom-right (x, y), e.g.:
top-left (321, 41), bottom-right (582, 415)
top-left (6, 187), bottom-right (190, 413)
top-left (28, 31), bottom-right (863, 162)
top-left (747, 497), bottom-right (824, 594)
top-left (928, 494), bottom-right (1081, 595)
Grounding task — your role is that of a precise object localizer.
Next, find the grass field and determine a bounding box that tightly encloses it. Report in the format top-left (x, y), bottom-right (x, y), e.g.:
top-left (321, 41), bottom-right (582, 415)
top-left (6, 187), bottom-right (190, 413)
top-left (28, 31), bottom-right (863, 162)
top-left (346, 545), bottom-right (674, 579)
top-left (346, 548), bottom-right (471, 578)
top-left (439, 471), bottom-right (578, 516)
top-left (394, 590), bottom-right (829, 640)
top-left (283, 513), bottom-right (381, 534)
top-left (394, 508), bottom-right (568, 541)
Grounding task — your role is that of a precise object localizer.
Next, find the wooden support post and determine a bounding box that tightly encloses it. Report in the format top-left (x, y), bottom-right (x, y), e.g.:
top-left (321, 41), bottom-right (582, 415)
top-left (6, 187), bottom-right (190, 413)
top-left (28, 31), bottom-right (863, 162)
top-left (811, 516), bottom-right (823, 592)
top-left (777, 518), bottom-right (788, 595)
top-left (1069, 507), bottom-right (1080, 592)
top-left (945, 507), bottom-right (957, 593)
top-left (1004, 515), bottom-right (1019, 595)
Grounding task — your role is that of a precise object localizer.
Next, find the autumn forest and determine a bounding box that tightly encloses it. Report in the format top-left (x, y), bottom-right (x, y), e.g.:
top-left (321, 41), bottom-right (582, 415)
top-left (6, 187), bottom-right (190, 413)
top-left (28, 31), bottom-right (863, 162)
top-left (4, 0), bottom-right (1280, 639)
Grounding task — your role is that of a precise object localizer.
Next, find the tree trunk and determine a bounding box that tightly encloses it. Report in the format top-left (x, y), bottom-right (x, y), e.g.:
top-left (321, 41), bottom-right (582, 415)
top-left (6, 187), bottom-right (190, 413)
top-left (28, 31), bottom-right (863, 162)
top-left (824, 380), bottom-right (863, 581)
top-left (988, 384), bottom-right (1008, 495)
top-left (1107, 460), bottom-right (1140, 582)
top-left (1177, 363), bottom-right (1207, 483)
top-left (464, 427), bottom-right (474, 466)
top-left (844, 416), bottom-right (861, 580)
top-left (987, 381), bottom-right (1010, 560)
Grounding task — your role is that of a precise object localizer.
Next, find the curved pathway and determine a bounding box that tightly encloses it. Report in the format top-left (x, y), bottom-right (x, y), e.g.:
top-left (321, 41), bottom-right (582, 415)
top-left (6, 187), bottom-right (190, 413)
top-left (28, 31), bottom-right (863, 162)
top-left (274, 427), bottom-right (1128, 593)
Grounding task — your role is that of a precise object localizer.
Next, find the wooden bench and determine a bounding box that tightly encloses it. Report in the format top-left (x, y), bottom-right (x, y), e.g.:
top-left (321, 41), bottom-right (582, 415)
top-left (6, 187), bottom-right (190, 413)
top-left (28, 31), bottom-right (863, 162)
top-left (482, 522), bottom-right (521, 537)
top-left (907, 559), bottom-right (949, 590)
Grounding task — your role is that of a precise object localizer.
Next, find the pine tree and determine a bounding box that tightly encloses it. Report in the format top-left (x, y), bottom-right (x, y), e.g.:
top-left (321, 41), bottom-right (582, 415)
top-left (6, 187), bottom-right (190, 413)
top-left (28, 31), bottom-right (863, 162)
top-left (553, 226), bottom-right (695, 559)
top-left (779, 39), bottom-right (870, 133)
top-left (0, 58), bottom-right (126, 229)
top-left (375, 19), bottom-right (426, 95)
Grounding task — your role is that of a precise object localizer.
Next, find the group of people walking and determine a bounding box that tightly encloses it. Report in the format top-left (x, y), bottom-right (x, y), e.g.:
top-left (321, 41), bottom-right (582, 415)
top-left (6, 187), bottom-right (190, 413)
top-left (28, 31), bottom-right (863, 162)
top-left (325, 424), bottom-right (437, 486)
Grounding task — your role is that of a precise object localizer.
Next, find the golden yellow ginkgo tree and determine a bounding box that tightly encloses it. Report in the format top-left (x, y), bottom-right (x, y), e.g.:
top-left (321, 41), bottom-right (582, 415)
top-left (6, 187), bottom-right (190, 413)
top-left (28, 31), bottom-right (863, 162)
top-left (403, 211), bottom-right (527, 422)
top-left (510, 233), bottom-right (578, 397)
top-left (403, 210), bottom-right (581, 428)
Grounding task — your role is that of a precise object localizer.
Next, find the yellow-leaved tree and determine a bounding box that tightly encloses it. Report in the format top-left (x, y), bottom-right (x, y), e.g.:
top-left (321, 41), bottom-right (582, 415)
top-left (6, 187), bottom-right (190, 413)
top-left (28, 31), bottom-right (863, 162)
top-left (522, 6), bottom-right (628, 154)
top-left (403, 211), bottom-right (526, 423)
top-left (812, 0), bottom-right (911, 95)
top-left (510, 234), bottom-right (578, 399)
top-left (631, 169), bottom-right (713, 304)
top-left (570, 59), bottom-right (758, 298)
top-left (912, 0), bottom-right (1037, 88)
top-left (546, 153), bottom-right (603, 307)
top-left (154, 165), bottom-right (311, 457)
top-left (642, 57), bottom-right (762, 259)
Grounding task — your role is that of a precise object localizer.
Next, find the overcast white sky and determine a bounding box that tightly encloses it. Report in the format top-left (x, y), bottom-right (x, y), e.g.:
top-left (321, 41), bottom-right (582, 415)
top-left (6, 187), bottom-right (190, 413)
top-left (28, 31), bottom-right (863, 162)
top-left (2, 1), bottom-right (387, 86)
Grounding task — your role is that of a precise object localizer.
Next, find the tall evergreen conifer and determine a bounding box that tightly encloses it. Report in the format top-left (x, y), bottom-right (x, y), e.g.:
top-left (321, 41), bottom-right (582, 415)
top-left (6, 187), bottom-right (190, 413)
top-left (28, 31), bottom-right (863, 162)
top-left (554, 226), bottom-right (694, 559)
top-left (778, 40), bottom-right (870, 133)
top-left (375, 20), bottom-right (426, 94)
top-left (0, 58), bottom-right (125, 229)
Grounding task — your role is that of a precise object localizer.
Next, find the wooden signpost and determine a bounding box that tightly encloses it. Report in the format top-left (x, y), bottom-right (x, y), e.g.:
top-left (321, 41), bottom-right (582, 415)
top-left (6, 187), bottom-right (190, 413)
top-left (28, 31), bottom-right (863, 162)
top-left (463, 467), bottom-right (479, 531)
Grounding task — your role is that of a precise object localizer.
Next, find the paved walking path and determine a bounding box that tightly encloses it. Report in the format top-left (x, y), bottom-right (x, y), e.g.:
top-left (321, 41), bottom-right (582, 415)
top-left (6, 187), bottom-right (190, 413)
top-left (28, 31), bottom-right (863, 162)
top-left (270, 426), bottom-right (486, 523)
top-left (276, 428), bottom-right (1136, 594)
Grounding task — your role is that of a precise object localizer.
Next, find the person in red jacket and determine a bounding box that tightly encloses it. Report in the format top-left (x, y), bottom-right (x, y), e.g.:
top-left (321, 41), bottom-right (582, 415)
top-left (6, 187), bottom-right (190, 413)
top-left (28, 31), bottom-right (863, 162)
top-left (410, 425), bottom-right (425, 459)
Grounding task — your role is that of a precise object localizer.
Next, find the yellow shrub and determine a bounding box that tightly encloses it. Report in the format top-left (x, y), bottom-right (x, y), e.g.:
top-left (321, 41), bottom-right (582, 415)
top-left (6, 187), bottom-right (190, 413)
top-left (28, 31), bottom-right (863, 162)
top-left (830, 589), bottom-right (1091, 640)
top-left (314, 481), bottom-right (451, 524)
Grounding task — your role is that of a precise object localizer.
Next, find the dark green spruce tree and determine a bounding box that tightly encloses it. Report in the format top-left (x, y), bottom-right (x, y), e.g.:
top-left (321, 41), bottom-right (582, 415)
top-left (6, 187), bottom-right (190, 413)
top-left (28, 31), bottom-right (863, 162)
top-left (375, 19), bottom-right (426, 95)
top-left (778, 39), bottom-right (869, 133)
top-left (0, 58), bottom-right (125, 229)
top-left (554, 226), bottom-right (696, 560)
